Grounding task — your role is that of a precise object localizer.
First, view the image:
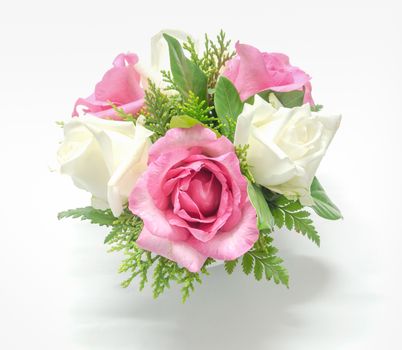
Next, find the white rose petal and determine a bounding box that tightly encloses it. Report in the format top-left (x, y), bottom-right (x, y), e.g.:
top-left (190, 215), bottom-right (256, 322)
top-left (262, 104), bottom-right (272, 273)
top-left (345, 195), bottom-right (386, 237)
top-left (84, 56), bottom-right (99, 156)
top-left (235, 96), bottom-right (341, 204)
top-left (107, 124), bottom-right (152, 216)
top-left (135, 29), bottom-right (198, 93)
top-left (151, 29), bottom-right (198, 72)
top-left (57, 115), bottom-right (152, 216)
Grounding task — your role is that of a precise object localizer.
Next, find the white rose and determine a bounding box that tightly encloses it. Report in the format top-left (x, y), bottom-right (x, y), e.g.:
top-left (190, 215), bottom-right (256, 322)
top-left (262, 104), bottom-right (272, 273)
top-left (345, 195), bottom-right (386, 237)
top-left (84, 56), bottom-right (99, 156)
top-left (57, 115), bottom-right (153, 216)
top-left (235, 95), bottom-right (341, 205)
top-left (135, 29), bottom-right (198, 92)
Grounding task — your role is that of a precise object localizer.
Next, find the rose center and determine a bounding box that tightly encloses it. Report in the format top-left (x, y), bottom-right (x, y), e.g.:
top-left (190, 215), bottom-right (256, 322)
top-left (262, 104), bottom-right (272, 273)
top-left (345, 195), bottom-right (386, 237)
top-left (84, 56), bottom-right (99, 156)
top-left (185, 170), bottom-right (221, 217)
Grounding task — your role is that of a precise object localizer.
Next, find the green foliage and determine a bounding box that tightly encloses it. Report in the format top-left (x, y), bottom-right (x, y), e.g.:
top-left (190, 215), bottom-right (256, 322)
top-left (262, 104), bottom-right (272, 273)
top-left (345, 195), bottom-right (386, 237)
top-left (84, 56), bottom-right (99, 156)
top-left (235, 144), bottom-right (254, 182)
top-left (259, 90), bottom-right (305, 108)
top-left (104, 208), bottom-right (143, 244)
top-left (151, 257), bottom-right (213, 302)
top-left (170, 115), bottom-right (202, 129)
top-left (58, 206), bottom-right (116, 226)
top-left (214, 76), bottom-right (244, 139)
top-left (118, 244), bottom-right (156, 291)
top-left (110, 103), bottom-right (137, 122)
top-left (247, 182), bottom-right (274, 233)
top-left (184, 30), bottom-right (235, 90)
top-left (176, 91), bottom-right (215, 125)
top-left (59, 205), bottom-right (212, 301)
top-left (107, 213), bottom-right (213, 302)
top-left (168, 91), bottom-right (220, 136)
top-left (310, 177), bottom-right (343, 220)
top-left (244, 95), bottom-right (255, 105)
top-left (311, 104), bottom-right (324, 112)
top-left (163, 33), bottom-right (208, 102)
top-left (242, 253), bottom-right (254, 275)
top-left (170, 114), bottom-right (220, 137)
top-left (143, 80), bottom-right (178, 141)
top-left (160, 70), bottom-right (181, 93)
top-left (274, 90), bottom-right (305, 108)
top-left (224, 259), bottom-right (238, 274)
top-left (268, 194), bottom-right (320, 246)
top-left (241, 245), bottom-right (289, 286)
top-left (225, 217), bottom-right (289, 286)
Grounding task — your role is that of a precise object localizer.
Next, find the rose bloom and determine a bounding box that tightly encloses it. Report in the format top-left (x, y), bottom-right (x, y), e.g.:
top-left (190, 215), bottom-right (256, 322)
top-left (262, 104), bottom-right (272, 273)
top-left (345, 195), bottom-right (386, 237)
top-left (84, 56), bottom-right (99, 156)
top-left (72, 53), bottom-right (145, 120)
top-left (57, 115), bottom-right (152, 216)
top-left (235, 95), bottom-right (341, 205)
top-left (223, 42), bottom-right (314, 105)
top-left (129, 126), bottom-right (259, 272)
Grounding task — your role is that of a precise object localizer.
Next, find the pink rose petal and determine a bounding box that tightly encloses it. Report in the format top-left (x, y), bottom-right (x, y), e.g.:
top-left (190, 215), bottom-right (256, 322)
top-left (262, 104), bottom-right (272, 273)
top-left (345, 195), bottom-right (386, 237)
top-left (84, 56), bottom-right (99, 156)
top-left (188, 200), bottom-right (258, 260)
top-left (72, 53), bottom-right (145, 119)
top-left (129, 171), bottom-right (189, 241)
top-left (223, 42), bottom-right (313, 104)
top-left (136, 227), bottom-right (207, 273)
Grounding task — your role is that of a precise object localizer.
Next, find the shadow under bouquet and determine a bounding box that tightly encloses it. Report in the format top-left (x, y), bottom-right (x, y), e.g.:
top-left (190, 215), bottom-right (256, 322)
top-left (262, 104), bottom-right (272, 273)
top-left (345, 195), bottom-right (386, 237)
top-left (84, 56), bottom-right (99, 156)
top-left (57, 30), bottom-right (342, 302)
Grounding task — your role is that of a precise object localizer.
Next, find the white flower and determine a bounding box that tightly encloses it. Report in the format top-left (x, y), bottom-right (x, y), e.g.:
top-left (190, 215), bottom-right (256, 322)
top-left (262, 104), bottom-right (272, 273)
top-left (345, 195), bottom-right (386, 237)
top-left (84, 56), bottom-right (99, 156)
top-left (235, 95), bottom-right (341, 204)
top-left (135, 29), bottom-right (198, 92)
top-left (57, 115), bottom-right (152, 216)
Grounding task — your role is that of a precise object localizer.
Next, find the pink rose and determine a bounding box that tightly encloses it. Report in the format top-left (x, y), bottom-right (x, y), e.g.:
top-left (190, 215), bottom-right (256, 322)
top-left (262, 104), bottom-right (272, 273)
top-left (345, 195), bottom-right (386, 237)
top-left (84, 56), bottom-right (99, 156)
top-left (223, 42), bottom-right (314, 105)
top-left (129, 126), bottom-right (259, 272)
top-left (72, 53), bottom-right (145, 120)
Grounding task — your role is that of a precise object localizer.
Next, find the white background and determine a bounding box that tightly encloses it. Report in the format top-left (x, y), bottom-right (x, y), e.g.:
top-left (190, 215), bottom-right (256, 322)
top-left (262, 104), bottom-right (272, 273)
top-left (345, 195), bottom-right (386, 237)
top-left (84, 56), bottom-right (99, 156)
top-left (1, 0), bottom-right (401, 349)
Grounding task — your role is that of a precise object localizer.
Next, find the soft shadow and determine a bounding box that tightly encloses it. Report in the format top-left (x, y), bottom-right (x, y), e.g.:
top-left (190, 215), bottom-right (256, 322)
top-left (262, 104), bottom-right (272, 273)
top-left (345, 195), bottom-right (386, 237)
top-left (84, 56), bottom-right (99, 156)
top-left (71, 253), bottom-right (335, 350)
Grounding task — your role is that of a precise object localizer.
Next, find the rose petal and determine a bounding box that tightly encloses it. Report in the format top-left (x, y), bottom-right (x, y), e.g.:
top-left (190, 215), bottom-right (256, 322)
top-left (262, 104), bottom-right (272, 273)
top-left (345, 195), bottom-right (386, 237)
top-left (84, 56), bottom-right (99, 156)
top-left (226, 42), bottom-right (271, 101)
top-left (149, 125), bottom-right (234, 163)
top-left (89, 99), bottom-right (145, 120)
top-left (129, 172), bottom-right (189, 241)
top-left (136, 227), bottom-right (207, 273)
top-left (95, 65), bottom-right (144, 105)
top-left (189, 200), bottom-right (258, 260)
top-left (303, 81), bottom-right (314, 105)
top-left (147, 149), bottom-right (193, 209)
top-left (107, 124), bottom-right (153, 217)
top-left (72, 53), bottom-right (145, 119)
top-left (223, 43), bottom-right (312, 102)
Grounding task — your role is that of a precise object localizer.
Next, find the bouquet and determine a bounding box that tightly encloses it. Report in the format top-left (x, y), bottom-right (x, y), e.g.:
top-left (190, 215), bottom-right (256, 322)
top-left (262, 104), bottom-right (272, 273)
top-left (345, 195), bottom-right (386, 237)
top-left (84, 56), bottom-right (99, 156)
top-left (56, 30), bottom-right (342, 301)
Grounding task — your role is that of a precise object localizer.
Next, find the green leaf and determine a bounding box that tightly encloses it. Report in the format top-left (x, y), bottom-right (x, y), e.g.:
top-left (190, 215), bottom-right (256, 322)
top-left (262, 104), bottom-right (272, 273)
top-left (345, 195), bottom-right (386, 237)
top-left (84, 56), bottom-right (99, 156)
top-left (214, 76), bottom-right (243, 118)
top-left (271, 207), bottom-right (284, 228)
top-left (244, 95), bottom-right (255, 105)
top-left (254, 260), bottom-right (264, 281)
top-left (163, 33), bottom-right (208, 101)
top-left (58, 207), bottom-right (116, 226)
top-left (144, 80), bottom-right (178, 140)
top-left (170, 114), bottom-right (220, 137)
top-left (268, 196), bottom-right (320, 246)
top-left (170, 115), bottom-right (201, 129)
top-left (241, 250), bottom-right (289, 287)
top-left (104, 231), bottom-right (117, 244)
top-left (183, 30), bottom-right (235, 90)
top-left (311, 104), bottom-right (324, 112)
top-left (310, 177), bottom-right (343, 220)
top-left (274, 90), bottom-right (305, 108)
top-left (214, 76), bottom-right (244, 136)
top-left (242, 253), bottom-right (254, 275)
top-left (247, 182), bottom-right (274, 232)
top-left (259, 90), bottom-right (305, 108)
top-left (224, 259), bottom-right (238, 274)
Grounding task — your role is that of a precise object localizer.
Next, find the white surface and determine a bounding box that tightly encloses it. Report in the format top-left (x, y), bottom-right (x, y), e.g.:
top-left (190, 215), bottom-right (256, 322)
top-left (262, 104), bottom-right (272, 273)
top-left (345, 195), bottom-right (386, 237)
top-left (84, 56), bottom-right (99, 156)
top-left (0, 0), bottom-right (401, 349)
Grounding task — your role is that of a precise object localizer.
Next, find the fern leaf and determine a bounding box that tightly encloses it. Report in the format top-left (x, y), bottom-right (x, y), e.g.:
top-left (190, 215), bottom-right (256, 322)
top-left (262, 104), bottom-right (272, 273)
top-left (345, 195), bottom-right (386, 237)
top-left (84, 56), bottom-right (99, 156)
top-left (242, 253), bottom-right (254, 275)
top-left (57, 207), bottom-right (116, 226)
top-left (269, 195), bottom-right (321, 246)
top-left (224, 259), bottom-right (238, 274)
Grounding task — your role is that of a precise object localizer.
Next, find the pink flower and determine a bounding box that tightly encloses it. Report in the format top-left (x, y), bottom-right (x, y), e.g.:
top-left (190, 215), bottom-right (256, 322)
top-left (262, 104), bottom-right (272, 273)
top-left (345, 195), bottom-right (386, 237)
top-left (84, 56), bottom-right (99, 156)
top-left (223, 42), bottom-right (314, 105)
top-left (72, 53), bottom-right (145, 120)
top-left (129, 126), bottom-right (258, 272)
